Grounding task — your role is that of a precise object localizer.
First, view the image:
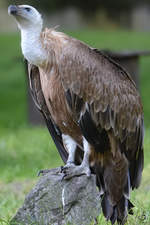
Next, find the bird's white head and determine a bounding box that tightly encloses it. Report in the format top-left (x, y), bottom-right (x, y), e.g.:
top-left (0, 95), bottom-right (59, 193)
top-left (8, 5), bottom-right (47, 66)
top-left (8, 5), bottom-right (43, 32)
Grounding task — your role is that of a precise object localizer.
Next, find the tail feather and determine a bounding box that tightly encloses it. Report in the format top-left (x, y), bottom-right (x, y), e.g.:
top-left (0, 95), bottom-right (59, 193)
top-left (93, 163), bottom-right (134, 225)
top-left (110, 206), bottom-right (117, 225)
top-left (101, 194), bottom-right (113, 220)
top-left (92, 150), bottom-right (138, 225)
top-left (101, 194), bottom-right (134, 225)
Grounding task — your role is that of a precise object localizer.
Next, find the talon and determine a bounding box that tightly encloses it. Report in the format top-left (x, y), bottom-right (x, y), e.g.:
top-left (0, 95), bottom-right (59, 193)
top-left (60, 166), bottom-right (64, 173)
top-left (61, 173), bottom-right (66, 181)
top-left (61, 164), bottom-right (91, 180)
top-left (61, 163), bottom-right (75, 174)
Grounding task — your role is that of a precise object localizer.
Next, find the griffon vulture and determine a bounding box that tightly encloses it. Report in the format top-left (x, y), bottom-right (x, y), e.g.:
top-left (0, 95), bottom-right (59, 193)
top-left (8, 5), bottom-right (144, 225)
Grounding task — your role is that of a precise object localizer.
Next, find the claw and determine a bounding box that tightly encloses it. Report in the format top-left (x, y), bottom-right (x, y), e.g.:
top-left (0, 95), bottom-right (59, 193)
top-left (60, 164), bottom-right (91, 180)
top-left (61, 173), bottom-right (67, 181)
top-left (60, 166), bottom-right (64, 173)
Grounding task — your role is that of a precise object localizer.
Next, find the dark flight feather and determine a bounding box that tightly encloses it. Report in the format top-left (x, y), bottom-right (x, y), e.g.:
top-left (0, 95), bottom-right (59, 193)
top-left (27, 62), bottom-right (68, 163)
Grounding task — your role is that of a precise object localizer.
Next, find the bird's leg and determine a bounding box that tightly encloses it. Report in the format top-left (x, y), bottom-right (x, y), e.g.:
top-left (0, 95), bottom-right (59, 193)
top-left (62, 134), bottom-right (77, 167)
top-left (38, 134), bottom-right (77, 177)
top-left (62, 137), bottom-right (91, 179)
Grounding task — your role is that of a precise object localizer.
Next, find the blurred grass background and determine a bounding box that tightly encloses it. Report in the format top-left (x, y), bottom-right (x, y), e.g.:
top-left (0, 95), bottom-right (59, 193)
top-left (0, 30), bottom-right (150, 224)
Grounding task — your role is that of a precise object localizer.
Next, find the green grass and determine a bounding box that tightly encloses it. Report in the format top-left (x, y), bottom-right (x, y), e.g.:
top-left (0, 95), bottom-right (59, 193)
top-left (0, 34), bottom-right (26, 129)
top-left (0, 30), bottom-right (150, 224)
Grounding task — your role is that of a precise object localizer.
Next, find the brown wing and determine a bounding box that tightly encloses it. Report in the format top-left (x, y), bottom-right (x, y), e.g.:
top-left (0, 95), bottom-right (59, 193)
top-left (58, 39), bottom-right (144, 188)
top-left (27, 62), bottom-right (68, 163)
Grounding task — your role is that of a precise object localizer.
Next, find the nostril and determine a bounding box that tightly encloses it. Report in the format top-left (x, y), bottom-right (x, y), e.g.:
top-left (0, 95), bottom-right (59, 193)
top-left (8, 5), bottom-right (18, 15)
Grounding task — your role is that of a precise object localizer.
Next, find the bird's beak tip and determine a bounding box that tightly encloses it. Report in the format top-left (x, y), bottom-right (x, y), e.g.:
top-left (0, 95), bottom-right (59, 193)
top-left (8, 5), bottom-right (18, 16)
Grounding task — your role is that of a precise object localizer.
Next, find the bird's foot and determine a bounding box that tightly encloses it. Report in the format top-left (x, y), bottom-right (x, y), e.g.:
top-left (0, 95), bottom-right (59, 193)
top-left (61, 163), bottom-right (91, 180)
top-left (38, 167), bottom-right (63, 177)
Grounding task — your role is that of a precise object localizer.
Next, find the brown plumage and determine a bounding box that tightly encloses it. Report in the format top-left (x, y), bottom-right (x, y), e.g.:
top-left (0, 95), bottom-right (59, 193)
top-left (29, 29), bottom-right (144, 224)
top-left (9, 5), bottom-right (144, 225)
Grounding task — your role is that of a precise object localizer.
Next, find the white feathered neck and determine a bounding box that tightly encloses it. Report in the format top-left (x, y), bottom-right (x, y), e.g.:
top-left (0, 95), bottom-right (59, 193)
top-left (21, 26), bottom-right (47, 66)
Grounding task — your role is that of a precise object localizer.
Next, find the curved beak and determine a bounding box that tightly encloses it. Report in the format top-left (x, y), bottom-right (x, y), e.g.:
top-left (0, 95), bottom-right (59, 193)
top-left (8, 5), bottom-right (18, 16)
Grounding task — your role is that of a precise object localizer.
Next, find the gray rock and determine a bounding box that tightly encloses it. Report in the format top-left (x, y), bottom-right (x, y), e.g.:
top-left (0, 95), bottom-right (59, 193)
top-left (11, 167), bottom-right (101, 225)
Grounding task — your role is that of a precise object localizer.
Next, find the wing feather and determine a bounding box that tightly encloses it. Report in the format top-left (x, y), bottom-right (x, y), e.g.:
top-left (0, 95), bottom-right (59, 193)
top-left (27, 61), bottom-right (68, 163)
top-left (57, 38), bottom-right (143, 169)
top-left (42, 29), bottom-right (144, 190)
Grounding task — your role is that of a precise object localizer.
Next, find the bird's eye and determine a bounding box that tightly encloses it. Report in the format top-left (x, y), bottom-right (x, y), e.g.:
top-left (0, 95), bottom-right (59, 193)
top-left (24, 7), bottom-right (31, 12)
